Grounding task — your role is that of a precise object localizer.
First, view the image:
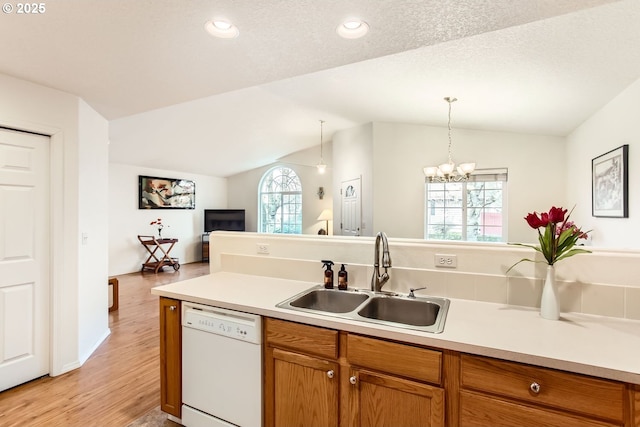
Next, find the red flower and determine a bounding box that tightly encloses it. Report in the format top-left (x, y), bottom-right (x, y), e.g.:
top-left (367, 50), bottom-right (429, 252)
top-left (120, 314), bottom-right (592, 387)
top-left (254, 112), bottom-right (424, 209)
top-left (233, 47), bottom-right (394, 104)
top-left (548, 206), bottom-right (567, 223)
top-left (524, 212), bottom-right (548, 229)
top-left (509, 205), bottom-right (591, 271)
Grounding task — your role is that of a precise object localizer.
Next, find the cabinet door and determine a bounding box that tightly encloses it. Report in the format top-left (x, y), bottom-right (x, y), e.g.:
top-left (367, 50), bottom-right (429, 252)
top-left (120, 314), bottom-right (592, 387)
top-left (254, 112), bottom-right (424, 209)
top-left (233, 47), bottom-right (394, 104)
top-left (270, 348), bottom-right (339, 427)
top-left (349, 368), bottom-right (445, 427)
top-left (159, 297), bottom-right (181, 417)
top-left (460, 390), bottom-right (618, 427)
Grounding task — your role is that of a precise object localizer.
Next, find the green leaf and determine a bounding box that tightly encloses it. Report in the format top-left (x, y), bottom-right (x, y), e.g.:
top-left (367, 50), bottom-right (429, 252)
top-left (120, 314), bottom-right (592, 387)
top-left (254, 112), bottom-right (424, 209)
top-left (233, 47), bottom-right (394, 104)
top-left (556, 227), bottom-right (575, 249)
top-left (508, 242), bottom-right (541, 252)
top-left (506, 257), bottom-right (541, 274)
top-left (554, 248), bottom-right (591, 263)
top-left (539, 225), bottom-right (554, 264)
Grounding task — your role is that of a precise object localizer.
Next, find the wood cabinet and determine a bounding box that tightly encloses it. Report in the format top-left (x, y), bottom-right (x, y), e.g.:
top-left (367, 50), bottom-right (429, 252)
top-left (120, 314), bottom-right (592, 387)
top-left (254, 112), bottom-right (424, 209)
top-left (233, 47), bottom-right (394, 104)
top-left (347, 334), bottom-right (444, 427)
top-left (264, 318), bottom-right (445, 427)
top-left (272, 348), bottom-right (340, 427)
top-left (349, 368), bottom-right (444, 427)
top-left (159, 297), bottom-right (181, 417)
top-left (264, 317), bottom-right (640, 427)
top-left (458, 354), bottom-right (626, 427)
top-left (633, 386), bottom-right (640, 427)
top-left (264, 318), bottom-right (339, 427)
top-left (201, 233), bottom-right (209, 262)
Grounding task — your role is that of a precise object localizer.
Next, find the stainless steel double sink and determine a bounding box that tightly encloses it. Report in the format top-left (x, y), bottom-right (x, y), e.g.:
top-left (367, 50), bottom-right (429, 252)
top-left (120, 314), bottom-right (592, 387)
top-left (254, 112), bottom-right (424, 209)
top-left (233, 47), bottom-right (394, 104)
top-left (276, 285), bottom-right (449, 333)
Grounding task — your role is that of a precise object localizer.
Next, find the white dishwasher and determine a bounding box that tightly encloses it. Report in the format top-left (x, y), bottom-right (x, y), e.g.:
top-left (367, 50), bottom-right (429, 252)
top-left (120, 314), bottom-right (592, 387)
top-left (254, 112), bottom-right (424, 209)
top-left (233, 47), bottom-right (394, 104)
top-left (181, 301), bottom-right (262, 427)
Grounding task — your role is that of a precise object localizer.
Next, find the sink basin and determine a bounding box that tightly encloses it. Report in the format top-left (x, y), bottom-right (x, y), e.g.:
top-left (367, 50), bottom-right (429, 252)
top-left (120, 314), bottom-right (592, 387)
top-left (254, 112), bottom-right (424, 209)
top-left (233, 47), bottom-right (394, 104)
top-left (277, 285), bottom-right (449, 333)
top-left (288, 288), bottom-right (370, 313)
top-left (358, 296), bottom-right (441, 326)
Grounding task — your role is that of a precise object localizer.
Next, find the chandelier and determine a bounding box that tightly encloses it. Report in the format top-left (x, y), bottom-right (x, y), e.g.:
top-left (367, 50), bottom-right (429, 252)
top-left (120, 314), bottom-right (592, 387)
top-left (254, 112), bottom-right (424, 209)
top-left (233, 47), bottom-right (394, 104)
top-left (423, 97), bottom-right (475, 182)
top-left (316, 119), bottom-right (327, 174)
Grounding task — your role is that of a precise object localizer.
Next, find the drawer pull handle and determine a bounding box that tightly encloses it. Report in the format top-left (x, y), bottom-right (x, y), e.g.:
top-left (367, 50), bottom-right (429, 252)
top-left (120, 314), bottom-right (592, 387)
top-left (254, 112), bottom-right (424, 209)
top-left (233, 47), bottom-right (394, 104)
top-left (530, 382), bottom-right (541, 394)
top-left (349, 376), bottom-right (357, 385)
top-left (326, 370), bottom-right (334, 379)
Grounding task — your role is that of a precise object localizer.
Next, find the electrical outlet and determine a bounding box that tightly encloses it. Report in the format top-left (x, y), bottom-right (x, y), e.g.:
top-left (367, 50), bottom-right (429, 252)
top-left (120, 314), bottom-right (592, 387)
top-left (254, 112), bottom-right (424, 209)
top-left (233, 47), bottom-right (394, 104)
top-left (435, 254), bottom-right (457, 268)
top-left (256, 243), bottom-right (270, 254)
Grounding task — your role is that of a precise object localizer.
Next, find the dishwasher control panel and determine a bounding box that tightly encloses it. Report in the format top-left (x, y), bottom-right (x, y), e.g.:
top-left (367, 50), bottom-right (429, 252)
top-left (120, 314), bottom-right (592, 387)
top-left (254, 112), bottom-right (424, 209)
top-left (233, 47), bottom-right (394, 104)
top-left (182, 302), bottom-right (261, 343)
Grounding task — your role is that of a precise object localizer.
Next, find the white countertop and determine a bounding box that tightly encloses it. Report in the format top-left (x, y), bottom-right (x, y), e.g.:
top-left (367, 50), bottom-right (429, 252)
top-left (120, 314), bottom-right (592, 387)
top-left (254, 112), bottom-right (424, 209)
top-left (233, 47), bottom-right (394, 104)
top-left (151, 271), bottom-right (640, 384)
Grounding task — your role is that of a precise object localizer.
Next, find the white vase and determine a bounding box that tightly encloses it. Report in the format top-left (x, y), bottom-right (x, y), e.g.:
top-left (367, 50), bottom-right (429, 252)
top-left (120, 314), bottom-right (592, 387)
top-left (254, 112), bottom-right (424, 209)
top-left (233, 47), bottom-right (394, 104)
top-left (540, 264), bottom-right (560, 320)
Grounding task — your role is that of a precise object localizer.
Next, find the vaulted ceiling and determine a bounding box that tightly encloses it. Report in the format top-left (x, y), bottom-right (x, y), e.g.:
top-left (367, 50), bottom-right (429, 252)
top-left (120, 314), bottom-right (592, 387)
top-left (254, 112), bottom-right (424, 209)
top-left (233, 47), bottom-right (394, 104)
top-left (1, 0), bottom-right (638, 176)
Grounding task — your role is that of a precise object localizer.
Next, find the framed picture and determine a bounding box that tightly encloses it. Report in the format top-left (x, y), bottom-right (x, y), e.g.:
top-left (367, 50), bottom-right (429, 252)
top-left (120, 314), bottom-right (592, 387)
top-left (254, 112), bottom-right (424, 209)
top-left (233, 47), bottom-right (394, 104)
top-left (592, 144), bottom-right (628, 218)
top-left (138, 175), bottom-right (195, 209)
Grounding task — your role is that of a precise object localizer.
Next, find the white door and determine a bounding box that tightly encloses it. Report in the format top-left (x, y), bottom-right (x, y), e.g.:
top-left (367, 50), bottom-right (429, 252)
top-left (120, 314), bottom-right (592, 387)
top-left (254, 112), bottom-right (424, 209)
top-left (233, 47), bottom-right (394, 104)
top-left (0, 128), bottom-right (50, 392)
top-left (340, 177), bottom-right (361, 236)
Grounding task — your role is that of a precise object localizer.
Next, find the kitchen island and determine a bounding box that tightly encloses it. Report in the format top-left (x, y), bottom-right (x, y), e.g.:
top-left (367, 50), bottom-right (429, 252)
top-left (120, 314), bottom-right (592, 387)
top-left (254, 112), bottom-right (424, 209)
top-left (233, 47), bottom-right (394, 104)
top-left (152, 271), bottom-right (640, 426)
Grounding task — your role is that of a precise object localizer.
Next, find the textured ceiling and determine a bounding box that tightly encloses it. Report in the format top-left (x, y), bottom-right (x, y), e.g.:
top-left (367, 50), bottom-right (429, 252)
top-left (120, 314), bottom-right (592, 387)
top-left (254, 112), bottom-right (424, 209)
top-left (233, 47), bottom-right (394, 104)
top-left (1, 0), bottom-right (637, 177)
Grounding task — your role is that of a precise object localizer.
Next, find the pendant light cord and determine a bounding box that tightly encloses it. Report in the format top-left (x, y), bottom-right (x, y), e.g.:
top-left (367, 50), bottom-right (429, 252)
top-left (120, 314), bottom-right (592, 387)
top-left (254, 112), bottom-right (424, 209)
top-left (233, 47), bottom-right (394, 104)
top-left (319, 120), bottom-right (325, 162)
top-left (445, 97), bottom-right (456, 165)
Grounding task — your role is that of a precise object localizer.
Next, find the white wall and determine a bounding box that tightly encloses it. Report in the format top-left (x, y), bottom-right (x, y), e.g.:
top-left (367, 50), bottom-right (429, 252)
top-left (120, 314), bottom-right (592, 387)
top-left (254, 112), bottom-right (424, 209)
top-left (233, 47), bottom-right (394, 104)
top-left (226, 143), bottom-right (333, 235)
top-left (332, 123), bottom-right (374, 236)
top-left (0, 72), bottom-right (109, 376)
top-left (108, 163), bottom-right (227, 275)
top-left (375, 123), bottom-right (568, 242)
top-left (567, 77), bottom-right (640, 249)
top-left (332, 122), bottom-right (567, 242)
top-left (77, 99), bottom-right (110, 364)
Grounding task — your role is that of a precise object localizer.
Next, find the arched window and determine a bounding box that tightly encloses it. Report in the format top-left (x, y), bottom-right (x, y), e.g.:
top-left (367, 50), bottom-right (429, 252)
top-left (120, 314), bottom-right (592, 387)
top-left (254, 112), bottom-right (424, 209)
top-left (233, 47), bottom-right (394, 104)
top-left (258, 166), bottom-right (302, 234)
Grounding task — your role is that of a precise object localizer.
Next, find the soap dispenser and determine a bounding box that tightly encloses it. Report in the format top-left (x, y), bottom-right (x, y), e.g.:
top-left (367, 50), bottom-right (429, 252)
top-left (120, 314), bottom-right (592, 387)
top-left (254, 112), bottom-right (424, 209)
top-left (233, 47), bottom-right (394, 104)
top-left (321, 260), bottom-right (335, 289)
top-left (338, 264), bottom-right (348, 290)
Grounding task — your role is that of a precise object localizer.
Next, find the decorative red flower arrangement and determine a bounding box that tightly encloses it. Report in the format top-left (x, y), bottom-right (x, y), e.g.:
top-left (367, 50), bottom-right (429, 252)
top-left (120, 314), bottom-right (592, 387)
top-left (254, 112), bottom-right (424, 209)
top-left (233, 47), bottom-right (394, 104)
top-left (150, 218), bottom-right (164, 237)
top-left (508, 206), bottom-right (590, 271)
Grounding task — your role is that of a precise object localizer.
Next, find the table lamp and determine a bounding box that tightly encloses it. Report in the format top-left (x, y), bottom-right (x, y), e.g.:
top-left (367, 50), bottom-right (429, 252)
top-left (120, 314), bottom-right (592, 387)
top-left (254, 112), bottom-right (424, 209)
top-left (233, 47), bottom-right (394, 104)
top-left (317, 209), bottom-right (333, 235)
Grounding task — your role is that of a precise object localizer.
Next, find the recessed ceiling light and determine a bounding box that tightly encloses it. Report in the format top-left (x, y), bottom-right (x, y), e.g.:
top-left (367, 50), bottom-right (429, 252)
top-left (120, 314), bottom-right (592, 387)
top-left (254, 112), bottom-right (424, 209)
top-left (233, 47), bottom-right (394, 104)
top-left (205, 19), bottom-right (239, 39)
top-left (336, 19), bottom-right (369, 39)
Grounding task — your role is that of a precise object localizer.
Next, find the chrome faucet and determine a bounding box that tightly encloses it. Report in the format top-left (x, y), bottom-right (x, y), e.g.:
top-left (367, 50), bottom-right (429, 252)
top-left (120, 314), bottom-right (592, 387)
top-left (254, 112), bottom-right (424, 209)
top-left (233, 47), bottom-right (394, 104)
top-left (371, 231), bottom-right (392, 292)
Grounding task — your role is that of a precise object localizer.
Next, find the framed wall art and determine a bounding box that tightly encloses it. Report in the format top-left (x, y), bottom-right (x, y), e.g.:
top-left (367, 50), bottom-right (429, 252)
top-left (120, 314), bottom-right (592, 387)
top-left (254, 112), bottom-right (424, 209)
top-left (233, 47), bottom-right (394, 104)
top-left (138, 175), bottom-right (195, 209)
top-left (592, 144), bottom-right (628, 218)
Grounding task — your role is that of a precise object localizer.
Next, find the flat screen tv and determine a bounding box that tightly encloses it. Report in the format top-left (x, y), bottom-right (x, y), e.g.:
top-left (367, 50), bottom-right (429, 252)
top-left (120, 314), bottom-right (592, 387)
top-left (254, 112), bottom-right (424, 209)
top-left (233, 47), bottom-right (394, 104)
top-left (204, 209), bottom-right (246, 232)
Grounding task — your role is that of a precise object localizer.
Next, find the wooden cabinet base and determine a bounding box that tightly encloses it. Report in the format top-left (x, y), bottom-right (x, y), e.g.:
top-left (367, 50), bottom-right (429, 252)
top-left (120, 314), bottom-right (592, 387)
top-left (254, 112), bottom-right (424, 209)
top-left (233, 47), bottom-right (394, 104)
top-left (159, 297), bottom-right (181, 418)
top-left (264, 318), bottom-right (445, 427)
top-left (460, 391), bottom-right (618, 427)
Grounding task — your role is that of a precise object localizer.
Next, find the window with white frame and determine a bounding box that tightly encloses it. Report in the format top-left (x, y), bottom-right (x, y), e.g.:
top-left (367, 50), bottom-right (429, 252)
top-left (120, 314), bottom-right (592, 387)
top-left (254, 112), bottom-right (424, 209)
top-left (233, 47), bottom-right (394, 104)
top-left (258, 166), bottom-right (302, 234)
top-left (425, 169), bottom-right (508, 242)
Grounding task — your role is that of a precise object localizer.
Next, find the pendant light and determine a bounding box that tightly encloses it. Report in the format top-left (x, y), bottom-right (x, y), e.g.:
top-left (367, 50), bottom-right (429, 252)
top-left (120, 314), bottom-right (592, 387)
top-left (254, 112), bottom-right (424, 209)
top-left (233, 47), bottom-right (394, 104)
top-left (316, 120), bottom-right (327, 174)
top-left (423, 97), bottom-right (475, 182)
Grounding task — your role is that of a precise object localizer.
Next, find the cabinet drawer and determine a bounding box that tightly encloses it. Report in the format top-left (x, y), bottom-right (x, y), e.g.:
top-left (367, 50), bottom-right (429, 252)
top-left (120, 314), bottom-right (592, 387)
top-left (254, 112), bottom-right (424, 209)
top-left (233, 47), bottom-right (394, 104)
top-left (347, 334), bottom-right (441, 385)
top-left (460, 390), bottom-right (618, 427)
top-left (460, 354), bottom-right (624, 422)
top-left (265, 318), bottom-right (338, 360)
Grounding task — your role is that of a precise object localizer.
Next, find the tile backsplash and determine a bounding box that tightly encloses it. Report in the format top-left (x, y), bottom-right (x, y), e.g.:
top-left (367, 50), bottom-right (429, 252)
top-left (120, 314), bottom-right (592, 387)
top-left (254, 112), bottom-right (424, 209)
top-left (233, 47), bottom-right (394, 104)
top-left (210, 232), bottom-right (640, 321)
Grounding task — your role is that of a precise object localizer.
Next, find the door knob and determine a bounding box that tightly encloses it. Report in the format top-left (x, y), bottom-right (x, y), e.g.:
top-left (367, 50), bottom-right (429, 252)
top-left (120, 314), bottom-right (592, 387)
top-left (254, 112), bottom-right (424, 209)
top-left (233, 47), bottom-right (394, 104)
top-left (327, 370), bottom-right (334, 379)
top-left (349, 376), bottom-right (357, 385)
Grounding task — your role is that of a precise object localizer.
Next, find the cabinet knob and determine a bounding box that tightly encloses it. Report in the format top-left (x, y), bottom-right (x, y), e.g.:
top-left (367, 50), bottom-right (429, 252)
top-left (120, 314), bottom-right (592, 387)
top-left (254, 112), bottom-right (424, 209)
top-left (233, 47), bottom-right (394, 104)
top-left (530, 381), bottom-right (541, 394)
top-left (326, 370), bottom-right (334, 379)
top-left (169, 305), bottom-right (177, 311)
top-left (349, 376), bottom-right (357, 385)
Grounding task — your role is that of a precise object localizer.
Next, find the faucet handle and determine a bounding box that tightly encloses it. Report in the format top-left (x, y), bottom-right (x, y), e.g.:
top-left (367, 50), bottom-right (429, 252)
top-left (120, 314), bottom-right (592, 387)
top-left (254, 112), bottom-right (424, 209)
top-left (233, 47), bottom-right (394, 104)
top-left (408, 287), bottom-right (427, 298)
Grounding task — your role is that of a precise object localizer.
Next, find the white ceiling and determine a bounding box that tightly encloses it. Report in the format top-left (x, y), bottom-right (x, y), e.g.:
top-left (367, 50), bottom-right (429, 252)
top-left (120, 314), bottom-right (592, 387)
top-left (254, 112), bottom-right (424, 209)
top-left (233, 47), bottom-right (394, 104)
top-left (1, 0), bottom-right (638, 177)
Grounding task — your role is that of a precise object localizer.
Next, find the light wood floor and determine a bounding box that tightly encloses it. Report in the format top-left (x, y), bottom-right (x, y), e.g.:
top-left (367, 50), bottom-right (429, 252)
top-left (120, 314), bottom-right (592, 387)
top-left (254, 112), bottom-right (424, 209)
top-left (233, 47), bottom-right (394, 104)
top-left (0, 262), bottom-right (210, 427)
